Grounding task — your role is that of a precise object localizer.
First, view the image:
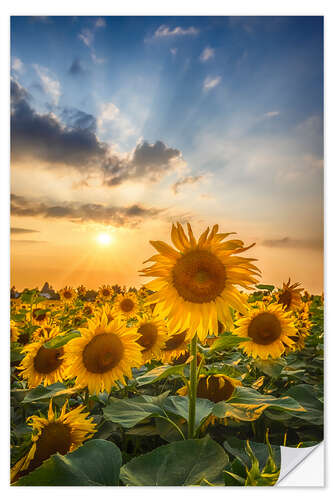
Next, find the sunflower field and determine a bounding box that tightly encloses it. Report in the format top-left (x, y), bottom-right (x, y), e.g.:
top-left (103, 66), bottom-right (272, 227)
top-left (10, 223), bottom-right (324, 486)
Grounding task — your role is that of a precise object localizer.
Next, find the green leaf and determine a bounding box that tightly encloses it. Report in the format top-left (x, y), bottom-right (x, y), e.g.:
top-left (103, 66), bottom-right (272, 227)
top-left (43, 330), bottom-right (81, 349)
top-left (22, 383), bottom-right (76, 403)
top-left (224, 437), bottom-right (281, 470)
top-left (120, 436), bottom-right (228, 486)
top-left (103, 392), bottom-right (169, 428)
top-left (255, 284), bottom-right (275, 291)
top-left (210, 332), bottom-right (250, 351)
top-left (136, 363), bottom-right (187, 386)
top-left (162, 396), bottom-right (214, 432)
top-left (14, 439), bottom-right (122, 486)
top-left (284, 384), bottom-right (323, 425)
top-left (212, 386), bottom-right (305, 421)
top-left (254, 358), bottom-right (286, 378)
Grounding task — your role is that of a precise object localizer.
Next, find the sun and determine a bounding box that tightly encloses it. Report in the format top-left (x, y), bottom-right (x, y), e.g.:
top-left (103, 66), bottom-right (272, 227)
top-left (96, 232), bottom-right (112, 246)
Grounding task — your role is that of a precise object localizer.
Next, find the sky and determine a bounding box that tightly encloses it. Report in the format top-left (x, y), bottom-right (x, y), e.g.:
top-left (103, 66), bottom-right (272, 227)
top-left (10, 15), bottom-right (323, 292)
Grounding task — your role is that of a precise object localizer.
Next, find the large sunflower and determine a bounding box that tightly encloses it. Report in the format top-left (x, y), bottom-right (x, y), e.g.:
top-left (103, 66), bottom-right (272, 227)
top-left (65, 314), bottom-right (142, 394)
top-left (159, 328), bottom-right (192, 364)
top-left (278, 278), bottom-right (303, 311)
top-left (135, 313), bottom-right (168, 363)
top-left (141, 223), bottom-right (260, 341)
top-left (59, 286), bottom-right (77, 303)
top-left (233, 303), bottom-right (297, 359)
top-left (113, 292), bottom-right (139, 319)
top-left (178, 373), bottom-right (242, 402)
top-left (18, 326), bottom-right (67, 388)
top-left (11, 399), bottom-right (96, 483)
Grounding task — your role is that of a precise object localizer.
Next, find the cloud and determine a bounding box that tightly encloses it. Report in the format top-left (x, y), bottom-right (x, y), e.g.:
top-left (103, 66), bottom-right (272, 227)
top-left (68, 58), bottom-right (85, 76)
top-left (11, 194), bottom-right (163, 228)
top-left (154, 25), bottom-right (199, 38)
top-left (203, 75), bottom-right (221, 91)
top-left (11, 79), bottom-right (185, 187)
top-left (170, 48), bottom-right (178, 56)
top-left (33, 65), bottom-right (61, 105)
top-left (172, 175), bottom-right (204, 194)
top-left (12, 57), bottom-right (24, 74)
top-left (29, 16), bottom-right (52, 24)
top-left (95, 17), bottom-right (106, 28)
top-left (200, 47), bottom-right (215, 62)
top-left (97, 102), bottom-right (120, 128)
top-left (261, 237), bottom-right (322, 250)
top-left (78, 28), bottom-right (94, 47)
top-left (263, 111), bottom-right (280, 118)
top-left (11, 227), bottom-right (39, 234)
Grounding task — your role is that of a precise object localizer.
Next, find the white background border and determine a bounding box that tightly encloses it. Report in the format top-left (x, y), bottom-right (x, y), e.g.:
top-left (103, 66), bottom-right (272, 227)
top-left (1, 0), bottom-right (331, 497)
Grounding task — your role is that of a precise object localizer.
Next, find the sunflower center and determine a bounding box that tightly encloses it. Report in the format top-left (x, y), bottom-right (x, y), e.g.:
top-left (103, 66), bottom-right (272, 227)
top-left (33, 345), bottom-right (64, 374)
top-left (82, 333), bottom-right (124, 373)
top-left (197, 376), bottom-right (236, 403)
top-left (163, 330), bottom-right (187, 351)
top-left (120, 298), bottom-right (134, 312)
top-left (248, 312), bottom-right (282, 345)
top-left (63, 291), bottom-right (72, 299)
top-left (278, 290), bottom-right (292, 309)
top-left (102, 289), bottom-right (111, 297)
top-left (137, 323), bottom-right (158, 351)
top-left (27, 422), bottom-right (72, 473)
top-left (172, 250), bottom-right (226, 303)
top-left (83, 306), bottom-right (93, 315)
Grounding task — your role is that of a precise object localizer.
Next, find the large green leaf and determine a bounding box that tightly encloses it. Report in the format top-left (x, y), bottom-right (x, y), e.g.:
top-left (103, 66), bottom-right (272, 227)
top-left (284, 384), bottom-right (323, 425)
top-left (14, 439), bottom-right (122, 486)
top-left (254, 358), bottom-right (286, 378)
top-left (210, 332), bottom-right (250, 351)
top-left (120, 436), bottom-right (228, 486)
top-left (255, 284), bottom-right (275, 291)
top-left (136, 363), bottom-right (187, 386)
top-left (162, 396), bottom-right (214, 432)
top-left (103, 392), bottom-right (169, 428)
top-left (43, 330), bottom-right (81, 349)
top-left (22, 383), bottom-right (77, 403)
top-left (212, 387), bottom-right (305, 421)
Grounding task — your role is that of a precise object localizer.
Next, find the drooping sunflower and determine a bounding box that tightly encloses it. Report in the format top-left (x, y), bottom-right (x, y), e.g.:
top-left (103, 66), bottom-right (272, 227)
top-left (141, 223), bottom-right (260, 341)
top-left (113, 292), bottom-right (139, 319)
top-left (18, 326), bottom-right (67, 388)
top-left (135, 313), bottom-right (168, 363)
top-left (159, 328), bottom-right (192, 364)
top-left (10, 320), bottom-right (19, 342)
top-left (11, 399), bottom-right (96, 483)
top-left (233, 303), bottom-right (297, 359)
top-left (98, 285), bottom-right (113, 301)
top-left (59, 286), bottom-right (77, 303)
top-left (178, 373), bottom-right (242, 402)
top-left (64, 313), bottom-right (142, 394)
top-left (278, 278), bottom-right (303, 311)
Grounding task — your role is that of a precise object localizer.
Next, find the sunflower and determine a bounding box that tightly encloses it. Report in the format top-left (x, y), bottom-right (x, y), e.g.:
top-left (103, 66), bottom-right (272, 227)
top-left (59, 286), bottom-right (77, 303)
top-left (278, 278), bottom-right (303, 311)
top-left (18, 326), bottom-right (67, 388)
top-left (159, 328), bottom-right (192, 364)
top-left (141, 223), bottom-right (260, 342)
top-left (135, 313), bottom-right (168, 363)
top-left (11, 399), bottom-right (96, 483)
top-left (94, 303), bottom-right (115, 323)
top-left (287, 303), bottom-right (312, 352)
top-left (31, 307), bottom-right (49, 325)
top-left (98, 285), bottom-right (113, 301)
top-left (10, 320), bottom-right (19, 342)
top-left (64, 314), bottom-right (142, 394)
top-left (233, 303), bottom-right (297, 359)
top-left (82, 303), bottom-right (95, 317)
top-left (178, 373), bottom-right (242, 402)
top-left (114, 292), bottom-right (139, 319)
top-left (77, 285), bottom-right (87, 297)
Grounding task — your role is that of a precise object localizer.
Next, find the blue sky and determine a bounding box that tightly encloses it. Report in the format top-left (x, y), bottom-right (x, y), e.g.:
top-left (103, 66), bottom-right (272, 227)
top-left (10, 16), bottom-right (324, 291)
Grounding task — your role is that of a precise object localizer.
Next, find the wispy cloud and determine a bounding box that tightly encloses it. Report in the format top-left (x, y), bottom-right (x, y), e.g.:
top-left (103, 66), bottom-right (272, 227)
top-left (11, 227), bottom-right (39, 234)
top-left (263, 111), bottom-right (280, 118)
top-left (172, 175), bottom-right (204, 194)
top-left (200, 47), bottom-right (215, 62)
top-left (95, 17), bottom-right (106, 29)
top-left (12, 57), bottom-right (24, 74)
top-left (78, 28), bottom-right (94, 47)
top-left (154, 25), bottom-right (199, 38)
top-left (203, 75), bottom-right (221, 92)
top-left (261, 237), bottom-right (322, 250)
top-left (78, 25), bottom-right (106, 64)
top-left (33, 64), bottom-right (61, 105)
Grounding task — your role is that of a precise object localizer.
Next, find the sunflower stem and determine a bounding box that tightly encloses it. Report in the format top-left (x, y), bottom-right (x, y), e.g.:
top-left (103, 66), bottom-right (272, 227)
top-left (188, 333), bottom-right (198, 439)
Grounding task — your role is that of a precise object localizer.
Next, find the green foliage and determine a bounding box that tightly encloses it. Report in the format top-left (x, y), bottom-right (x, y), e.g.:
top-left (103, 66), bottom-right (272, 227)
top-left (43, 330), bottom-right (81, 349)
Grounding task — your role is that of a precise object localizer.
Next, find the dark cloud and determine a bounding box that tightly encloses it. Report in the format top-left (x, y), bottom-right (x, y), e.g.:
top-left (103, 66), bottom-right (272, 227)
top-left (261, 237), bottom-right (323, 250)
top-left (172, 175), bottom-right (204, 194)
top-left (11, 79), bottom-right (184, 187)
top-left (11, 193), bottom-right (163, 228)
top-left (69, 58), bottom-right (85, 76)
top-left (11, 227), bottom-right (39, 234)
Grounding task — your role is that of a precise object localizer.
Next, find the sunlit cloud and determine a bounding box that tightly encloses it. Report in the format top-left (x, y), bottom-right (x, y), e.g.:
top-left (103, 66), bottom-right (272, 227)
top-left (200, 46), bottom-right (215, 62)
top-left (203, 75), bottom-right (221, 91)
top-left (154, 25), bottom-right (199, 38)
top-left (33, 64), bottom-right (61, 105)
